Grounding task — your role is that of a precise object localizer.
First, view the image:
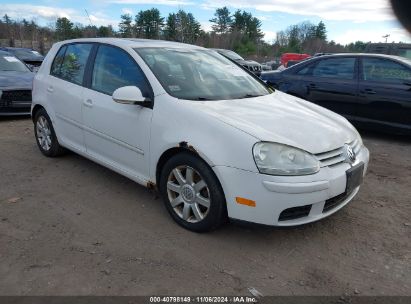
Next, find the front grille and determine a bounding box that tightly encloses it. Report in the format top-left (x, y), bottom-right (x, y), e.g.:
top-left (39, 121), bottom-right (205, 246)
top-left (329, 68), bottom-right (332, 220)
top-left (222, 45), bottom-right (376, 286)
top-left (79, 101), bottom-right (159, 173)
top-left (1, 90), bottom-right (32, 102)
top-left (279, 204), bottom-right (312, 221)
top-left (315, 139), bottom-right (362, 168)
top-left (323, 191), bottom-right (352, 213)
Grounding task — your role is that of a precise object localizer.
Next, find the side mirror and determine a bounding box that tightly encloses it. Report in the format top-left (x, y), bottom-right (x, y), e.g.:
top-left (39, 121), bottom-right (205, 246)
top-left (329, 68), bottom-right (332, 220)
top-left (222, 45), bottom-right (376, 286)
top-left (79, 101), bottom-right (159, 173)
top-left (112, 86), bottom-right (151, 107)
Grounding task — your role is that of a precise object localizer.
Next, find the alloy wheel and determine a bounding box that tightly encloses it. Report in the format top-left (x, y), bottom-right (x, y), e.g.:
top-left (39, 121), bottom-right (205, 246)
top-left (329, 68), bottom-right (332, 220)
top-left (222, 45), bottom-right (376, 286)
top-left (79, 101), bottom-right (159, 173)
top-left (36, 116), bottom-right (52, 151)
top-left (167, 165), bottom-right (211, 223)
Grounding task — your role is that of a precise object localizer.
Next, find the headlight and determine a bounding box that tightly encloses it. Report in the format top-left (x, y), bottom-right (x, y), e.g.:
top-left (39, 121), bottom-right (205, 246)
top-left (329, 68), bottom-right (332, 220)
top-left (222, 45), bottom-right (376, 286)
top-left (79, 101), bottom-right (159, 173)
top-left (253, 142), bottom-right (320, 176)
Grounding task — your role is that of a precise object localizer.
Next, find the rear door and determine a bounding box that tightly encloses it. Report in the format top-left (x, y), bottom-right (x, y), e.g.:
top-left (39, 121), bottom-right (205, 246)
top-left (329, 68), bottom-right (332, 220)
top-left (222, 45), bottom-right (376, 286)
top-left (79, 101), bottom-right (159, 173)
top-left (82, 44), bottom-right (154, 181)
top-left (301, 57), bottom-right (359, 117)
top-left (358, 56), bottom-right (411, 128)
top-left (48, 43), bottom-right (93, 152)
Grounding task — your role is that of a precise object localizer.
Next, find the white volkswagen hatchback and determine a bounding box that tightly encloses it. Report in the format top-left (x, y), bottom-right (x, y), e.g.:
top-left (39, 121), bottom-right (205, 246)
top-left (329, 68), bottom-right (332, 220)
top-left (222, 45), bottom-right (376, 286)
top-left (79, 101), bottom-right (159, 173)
top-left (32, 38), bottom-right (369, 232)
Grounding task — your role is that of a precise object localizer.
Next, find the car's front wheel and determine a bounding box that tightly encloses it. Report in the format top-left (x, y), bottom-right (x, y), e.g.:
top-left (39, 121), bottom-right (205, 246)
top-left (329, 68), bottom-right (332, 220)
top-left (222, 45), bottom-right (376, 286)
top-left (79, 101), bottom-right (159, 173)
top-left (34, 109), bottom-right (65, 157)
top-left (160, 152), bottom-right (227, 232)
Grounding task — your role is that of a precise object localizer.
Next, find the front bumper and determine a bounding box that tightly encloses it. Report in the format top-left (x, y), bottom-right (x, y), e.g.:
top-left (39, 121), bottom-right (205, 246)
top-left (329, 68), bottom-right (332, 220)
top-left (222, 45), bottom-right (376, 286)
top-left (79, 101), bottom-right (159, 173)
top-left (213, 146), bottom-right (369, 226)
top-left (0, 92), bottom-right (32, 116)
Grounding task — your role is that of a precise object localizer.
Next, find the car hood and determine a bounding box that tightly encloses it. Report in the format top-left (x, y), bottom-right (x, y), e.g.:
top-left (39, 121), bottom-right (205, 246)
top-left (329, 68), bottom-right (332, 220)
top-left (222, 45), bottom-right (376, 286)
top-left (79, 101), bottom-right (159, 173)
top-left (0, 71), bottom-right (34, 89)
top-left (190, 91), bottom-right (357, 154)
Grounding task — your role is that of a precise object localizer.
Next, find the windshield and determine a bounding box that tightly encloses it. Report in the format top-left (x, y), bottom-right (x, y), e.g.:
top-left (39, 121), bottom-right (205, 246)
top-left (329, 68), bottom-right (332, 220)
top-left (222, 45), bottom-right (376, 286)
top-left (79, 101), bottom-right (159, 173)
top-left (0, 55), bottom-right (30, 72)
top-left (135, 48), bottom-right (270, 101)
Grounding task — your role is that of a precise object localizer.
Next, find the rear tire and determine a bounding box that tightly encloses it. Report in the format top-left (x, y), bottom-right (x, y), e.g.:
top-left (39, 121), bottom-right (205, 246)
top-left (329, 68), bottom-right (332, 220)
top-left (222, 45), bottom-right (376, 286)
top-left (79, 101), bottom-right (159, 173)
top-left (159, 152), bottom-right (227, 232)
top-left (34, 108), bottom-right (66, 157)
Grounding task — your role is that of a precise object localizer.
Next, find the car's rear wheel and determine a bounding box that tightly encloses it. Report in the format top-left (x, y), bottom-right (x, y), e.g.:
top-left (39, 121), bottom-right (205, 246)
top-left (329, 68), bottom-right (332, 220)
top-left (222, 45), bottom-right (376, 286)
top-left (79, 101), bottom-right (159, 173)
top-left (34, 109), bottom-right (65, 157)
top-left (159, 152), bottom-right (227, 232)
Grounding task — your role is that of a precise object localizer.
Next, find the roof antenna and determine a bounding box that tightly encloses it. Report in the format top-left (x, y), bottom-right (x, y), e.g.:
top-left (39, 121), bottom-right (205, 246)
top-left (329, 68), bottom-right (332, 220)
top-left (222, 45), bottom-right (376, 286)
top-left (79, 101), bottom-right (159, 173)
top-left (84, 9), bottom-right (97, 37)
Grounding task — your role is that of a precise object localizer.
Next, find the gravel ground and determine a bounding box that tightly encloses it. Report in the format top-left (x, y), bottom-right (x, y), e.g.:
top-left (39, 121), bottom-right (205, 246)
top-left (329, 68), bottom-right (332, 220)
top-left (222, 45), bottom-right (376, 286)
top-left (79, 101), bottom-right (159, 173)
top-left (0, 117), bottom-right (410, 296)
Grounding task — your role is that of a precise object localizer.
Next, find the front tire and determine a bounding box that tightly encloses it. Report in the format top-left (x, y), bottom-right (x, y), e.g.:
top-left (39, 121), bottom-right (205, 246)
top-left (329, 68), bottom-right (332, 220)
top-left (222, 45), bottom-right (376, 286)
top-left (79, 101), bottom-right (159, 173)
top-left (34, 109), bottom-right (65, 157)
top-left (159, 152), bottom-right (227, 232)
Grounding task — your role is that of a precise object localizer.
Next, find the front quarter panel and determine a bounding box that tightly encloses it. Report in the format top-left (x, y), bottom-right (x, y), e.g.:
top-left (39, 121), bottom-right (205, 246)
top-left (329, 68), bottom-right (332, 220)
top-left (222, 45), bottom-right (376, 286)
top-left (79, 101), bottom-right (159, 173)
top-left (149, 94), bottom-right (260, 182)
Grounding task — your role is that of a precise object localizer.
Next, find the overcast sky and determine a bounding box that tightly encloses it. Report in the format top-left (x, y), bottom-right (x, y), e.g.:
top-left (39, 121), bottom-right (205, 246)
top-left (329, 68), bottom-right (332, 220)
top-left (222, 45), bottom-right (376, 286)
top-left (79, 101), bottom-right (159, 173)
top-left (2, 0), bottom-right (411, 44)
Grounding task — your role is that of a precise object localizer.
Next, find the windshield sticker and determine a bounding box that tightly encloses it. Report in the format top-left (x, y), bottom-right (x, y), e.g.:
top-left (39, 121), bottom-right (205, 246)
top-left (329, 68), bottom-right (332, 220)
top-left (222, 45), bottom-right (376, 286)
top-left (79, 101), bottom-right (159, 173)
top-left (4, 56), bottom-right (19, 62)
top-left (169, 85), bottom-right (181, 92)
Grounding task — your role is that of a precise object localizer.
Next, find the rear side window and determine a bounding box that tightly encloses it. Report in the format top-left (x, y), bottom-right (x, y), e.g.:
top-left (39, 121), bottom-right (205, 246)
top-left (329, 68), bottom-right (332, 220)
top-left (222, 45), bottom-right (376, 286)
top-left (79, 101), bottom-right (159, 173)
top-left (362, 58), bottom-right (411, 83)
top-left (50, 46), bottom-right (67, 76)
top-left (312, 58), bottom-right (356, 79)
top-left (53, 43), bottom-right (93, 85)
top-left (91, 45), bottom-right (150, 96)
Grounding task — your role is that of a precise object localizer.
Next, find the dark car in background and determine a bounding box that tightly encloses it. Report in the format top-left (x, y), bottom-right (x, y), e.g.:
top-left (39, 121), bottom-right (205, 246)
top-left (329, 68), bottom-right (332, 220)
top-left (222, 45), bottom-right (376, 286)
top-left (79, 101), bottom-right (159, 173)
top-left (212, 48), bottom-right (262, 76)
top-left (0, 47), bottom-right (44, 72)
top-left (261, 53), bottom-right (411, 134)
top-left (0, 50), bottom-right (34, 115)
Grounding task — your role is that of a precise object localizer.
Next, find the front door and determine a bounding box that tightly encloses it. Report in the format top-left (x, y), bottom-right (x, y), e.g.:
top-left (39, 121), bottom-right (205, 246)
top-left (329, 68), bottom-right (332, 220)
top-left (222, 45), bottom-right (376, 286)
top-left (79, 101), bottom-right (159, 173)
top-left (303, 57), bottom-right (359, 118)
top-left (82, 44), bottom-right (154, 181)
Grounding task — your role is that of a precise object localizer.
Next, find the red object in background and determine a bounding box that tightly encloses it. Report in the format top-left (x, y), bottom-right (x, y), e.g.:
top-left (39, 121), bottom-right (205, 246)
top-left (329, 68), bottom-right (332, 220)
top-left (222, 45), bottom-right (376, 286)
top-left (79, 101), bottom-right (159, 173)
top-left (280, 53), bottom-right (311, 67)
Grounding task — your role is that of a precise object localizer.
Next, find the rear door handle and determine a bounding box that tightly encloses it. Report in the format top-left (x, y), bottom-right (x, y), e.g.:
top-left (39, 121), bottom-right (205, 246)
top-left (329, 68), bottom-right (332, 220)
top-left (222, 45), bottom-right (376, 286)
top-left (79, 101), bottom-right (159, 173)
top-left (308, 83), bottom-right (317, 88)
top-left (47, 86), bottom-right (54, 93)
top-left (83, 99), bottom-right (93, 108)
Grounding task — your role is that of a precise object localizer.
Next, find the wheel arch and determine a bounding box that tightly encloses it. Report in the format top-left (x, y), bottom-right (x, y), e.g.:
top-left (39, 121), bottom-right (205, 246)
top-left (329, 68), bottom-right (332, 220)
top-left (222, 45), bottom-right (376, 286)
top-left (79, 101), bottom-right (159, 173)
top-left (155, 143), bottom-right (215, 188)
top-left (31, 104), bottom-right (45, 122)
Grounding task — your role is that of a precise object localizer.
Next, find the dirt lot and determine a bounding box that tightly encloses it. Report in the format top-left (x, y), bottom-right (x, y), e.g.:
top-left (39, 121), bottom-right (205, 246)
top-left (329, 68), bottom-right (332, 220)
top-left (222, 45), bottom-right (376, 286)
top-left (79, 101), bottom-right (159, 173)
top-left (0, 117), bottom-right (410, 296)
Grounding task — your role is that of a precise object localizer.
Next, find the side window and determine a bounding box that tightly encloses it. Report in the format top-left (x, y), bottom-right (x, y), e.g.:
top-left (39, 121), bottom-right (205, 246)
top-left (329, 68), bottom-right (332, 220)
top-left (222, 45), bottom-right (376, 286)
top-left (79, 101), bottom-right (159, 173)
top-left (60, 43), bottom-right (93, 85)
top-left (91, 45), bottom-right (150, 96)
top-left (362, 58), bottom-right (411, 83)
top-left (296, 65), bottom-right (312, 76)
top-left (50, 46), bottom-right (67, 77)
top-left (312, 58), bottom-right (356, 79)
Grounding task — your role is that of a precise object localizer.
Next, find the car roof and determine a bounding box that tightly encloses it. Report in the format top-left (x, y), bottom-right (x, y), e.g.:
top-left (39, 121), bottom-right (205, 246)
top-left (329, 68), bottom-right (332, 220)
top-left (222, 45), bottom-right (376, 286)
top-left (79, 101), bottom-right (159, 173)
top-left (1, 47), bottom-right (34, 51)
top-left (311, 53), bottom-right (405, 61)
top-left (54, 38), bottom-right (206, 50)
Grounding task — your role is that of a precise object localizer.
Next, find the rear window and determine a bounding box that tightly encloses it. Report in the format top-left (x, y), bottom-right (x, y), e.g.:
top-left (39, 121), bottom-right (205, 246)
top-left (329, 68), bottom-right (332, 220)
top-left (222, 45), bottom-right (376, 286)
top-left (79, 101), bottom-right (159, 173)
top-left (51, 43), bottom-right (93, 85)
top-left (312, 58), bottom-right (356, 79)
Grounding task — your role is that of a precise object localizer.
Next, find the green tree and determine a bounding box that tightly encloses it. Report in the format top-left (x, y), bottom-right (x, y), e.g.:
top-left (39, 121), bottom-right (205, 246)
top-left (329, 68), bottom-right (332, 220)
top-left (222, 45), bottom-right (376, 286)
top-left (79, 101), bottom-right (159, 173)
top-left (209, 7), bottom-right (232, 34)
top-left (119, 14), bottom-right (133, 38)
top-left (134, 8), bottom-right (164, 39)
top-left (164, 10), bottom-right (201, 44)
top-left (315, 21), bottom-right (327, 41)
top-left (231, 10), bottom-right (264, 42)
top-left (55, 17), bottom-right (75, 40)
top-left (98, 25), bottom-right (115, 37)
top-left (347, 40), bottom-right (367, 52)
top-left (164, 13), bottom-right (178, 41)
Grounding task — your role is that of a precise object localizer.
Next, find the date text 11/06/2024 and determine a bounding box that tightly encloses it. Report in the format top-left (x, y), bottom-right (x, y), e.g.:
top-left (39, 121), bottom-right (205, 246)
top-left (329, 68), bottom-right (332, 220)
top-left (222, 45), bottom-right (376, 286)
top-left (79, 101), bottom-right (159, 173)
top-left (149, 296), bottom-right (258, 303)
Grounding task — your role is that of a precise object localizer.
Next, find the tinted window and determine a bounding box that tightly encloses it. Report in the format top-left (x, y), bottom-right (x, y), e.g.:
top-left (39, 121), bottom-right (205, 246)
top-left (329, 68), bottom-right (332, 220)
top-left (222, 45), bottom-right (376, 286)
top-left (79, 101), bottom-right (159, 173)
top-left (50, 46), bottom-right (67, 76)
top-left (296, 65), bottom-right (311, 75)
top-left (362, 58), bottom-right (411, 83)
top-left (312, 58), bottom-right (355, 79)
top-left (92, 45), bottom-right (150, 96)
top-left (59, 44), bottom-right (92, 85)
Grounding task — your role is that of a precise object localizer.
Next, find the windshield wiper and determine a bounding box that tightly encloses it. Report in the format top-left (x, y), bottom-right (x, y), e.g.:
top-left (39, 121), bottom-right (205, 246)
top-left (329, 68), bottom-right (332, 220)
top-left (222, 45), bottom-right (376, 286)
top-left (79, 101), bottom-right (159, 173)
top-left (238, 94), bottom-right (264, 99)
top-left (192, 97), bottom-right (213, 101)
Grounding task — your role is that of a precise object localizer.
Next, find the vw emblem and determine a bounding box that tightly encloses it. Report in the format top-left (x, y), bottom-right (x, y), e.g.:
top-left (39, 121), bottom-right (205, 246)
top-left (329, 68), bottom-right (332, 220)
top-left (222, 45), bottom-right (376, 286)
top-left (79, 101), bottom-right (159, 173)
top-left (344, 144), bottom-right (356, 164)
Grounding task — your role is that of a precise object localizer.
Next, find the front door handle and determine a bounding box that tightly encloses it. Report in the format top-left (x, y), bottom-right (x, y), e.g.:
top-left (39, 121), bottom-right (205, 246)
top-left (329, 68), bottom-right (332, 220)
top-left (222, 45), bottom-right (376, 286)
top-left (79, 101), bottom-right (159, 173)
top-left (47, 86), bottom-right (54, 93)
top-left (83, 99), bottom-right (93, 108)
top-left (308, 83), bottom-right (317, 88)
top-left (361, 88), bottom-right (377, 95)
